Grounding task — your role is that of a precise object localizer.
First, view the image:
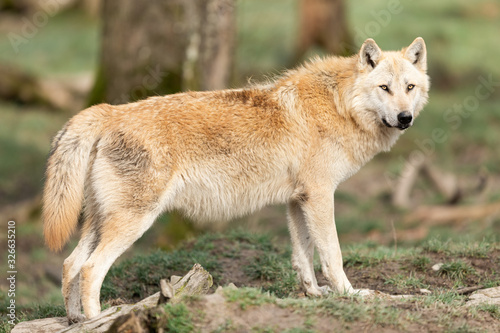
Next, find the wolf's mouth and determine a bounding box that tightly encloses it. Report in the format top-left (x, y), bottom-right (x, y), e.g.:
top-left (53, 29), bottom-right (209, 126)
top-left (396, 124), bottom-right (410, 130)
top-left (382, 118), bottom-right (410, 130)
top-left (382, 118), bottom-right (392, 128)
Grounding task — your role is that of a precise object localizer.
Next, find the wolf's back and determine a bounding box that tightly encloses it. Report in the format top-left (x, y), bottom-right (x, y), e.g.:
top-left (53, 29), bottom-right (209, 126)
top-left (43, 105), bottom-right (106, 251)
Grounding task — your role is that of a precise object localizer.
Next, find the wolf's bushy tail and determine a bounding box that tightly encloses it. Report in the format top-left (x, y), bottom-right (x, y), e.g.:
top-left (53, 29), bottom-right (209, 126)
top-left (43, 105), bottom-right (106, 251)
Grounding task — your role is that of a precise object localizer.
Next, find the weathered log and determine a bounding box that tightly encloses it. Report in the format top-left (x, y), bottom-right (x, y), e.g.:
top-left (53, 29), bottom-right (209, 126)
top-left (405, 201), bottom-right (500, 224)
top-left (158, 263), bottom-right (213, 305)
top-left (11, 264), bottom-right (213, 333)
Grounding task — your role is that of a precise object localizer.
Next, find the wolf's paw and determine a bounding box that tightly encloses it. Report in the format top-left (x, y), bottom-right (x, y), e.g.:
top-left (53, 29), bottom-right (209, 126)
top-left (305, 285), bottom-right (332, 297)
top-left (352, 288), bottom-right (376, 297)
top-left (67, 314), bottom-right (87, 325)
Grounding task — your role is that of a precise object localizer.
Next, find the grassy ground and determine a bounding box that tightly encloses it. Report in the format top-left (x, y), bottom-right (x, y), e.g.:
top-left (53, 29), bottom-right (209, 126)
top-left (0, 0), bottom-right (499, 331)
top-left (2, 230), bottom-right (499, 332)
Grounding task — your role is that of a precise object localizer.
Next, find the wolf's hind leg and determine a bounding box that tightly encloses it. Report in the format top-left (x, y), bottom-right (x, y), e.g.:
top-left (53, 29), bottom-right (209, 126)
top-left (62, 227), bottom-right (98, 324)
top-left (79, 211), bottom-right (158, 319)
top-left (287, 201), bottom-right (327, 296)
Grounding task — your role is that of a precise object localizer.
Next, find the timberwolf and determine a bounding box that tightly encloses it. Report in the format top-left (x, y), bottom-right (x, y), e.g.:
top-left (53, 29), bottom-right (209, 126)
top-left (43, 38), bottom-right (429, 322)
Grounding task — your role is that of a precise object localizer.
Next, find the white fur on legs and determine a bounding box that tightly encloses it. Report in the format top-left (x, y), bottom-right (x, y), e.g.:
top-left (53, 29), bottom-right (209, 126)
top-left (301, 193), bottom-right (354, 294)
top-left (79, 213), bottom-right (157, 319)
top-left (62, 232), bottom-right (95, 323)
top-left (287, 201), bottom-right (327, 296)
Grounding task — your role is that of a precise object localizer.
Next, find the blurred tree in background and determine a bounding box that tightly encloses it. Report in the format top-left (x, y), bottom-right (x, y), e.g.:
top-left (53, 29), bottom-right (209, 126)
top-left (294, 0), bottom-right (353, 64)
top-left (88, 0), bottom-right (235, 106)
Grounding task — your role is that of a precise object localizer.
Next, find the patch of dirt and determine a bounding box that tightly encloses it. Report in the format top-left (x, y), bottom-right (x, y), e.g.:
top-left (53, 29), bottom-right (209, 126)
top-left (206, 238), bottom-right (263, 288)
top-left (315, 250), bottom-right (500, 295)
top-left (192, 293), bottom-right (342, 333)
top-left (182, 237), bottom-right (500, 297)
top-left (185, 291), bottom-right (500, 333)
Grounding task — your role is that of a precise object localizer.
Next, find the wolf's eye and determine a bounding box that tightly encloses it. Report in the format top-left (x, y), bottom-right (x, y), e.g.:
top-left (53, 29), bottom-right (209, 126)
top-left (379, 85), bottom-right (389, 91)
top-left (407, 84), bottom-right (415, 91)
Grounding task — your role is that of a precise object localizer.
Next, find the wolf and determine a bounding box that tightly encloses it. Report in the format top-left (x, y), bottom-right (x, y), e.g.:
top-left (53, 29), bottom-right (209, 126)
top-left (43, 37), bottom-right (429, 322)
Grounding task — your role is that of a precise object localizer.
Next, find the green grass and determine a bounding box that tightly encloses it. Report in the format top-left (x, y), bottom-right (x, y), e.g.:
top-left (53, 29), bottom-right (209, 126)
top-left (384, 273), bottom-right (429, 289)
top-left (244, 247), bottom-right (299, 297)
top-left (5, 231), bottom-right (500, 332)
top-left (157, 303), bottom-right (194, 333)
top-left (423, 290), bottom-right (467, 306)
top-left (412, 256), bottom-right (431, 271)
top-left (108, 302), bottom-right (194, 333)
top-left (0, 303), bottom-right (66, 333)
top-left (224, 287), bottom-right (276, 310)
top-left (423, 238), bottom-right (495, 258)
top-left (473, 303), bottom-right (500, 320)
top-left (102, 230), bottom-right (278, 302)
top-left (102, 238), bottom-right (220, 301)
top-left (342, 243), bottom-right (420, 268)
top-left (438, 261), bottom-right (477, 281)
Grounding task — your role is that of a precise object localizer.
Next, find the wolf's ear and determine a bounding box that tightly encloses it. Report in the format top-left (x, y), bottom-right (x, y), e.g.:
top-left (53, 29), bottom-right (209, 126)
top-left (359, 38), bottom-right (382, 69)
top-left (404, 37), bottom-right (427, 71)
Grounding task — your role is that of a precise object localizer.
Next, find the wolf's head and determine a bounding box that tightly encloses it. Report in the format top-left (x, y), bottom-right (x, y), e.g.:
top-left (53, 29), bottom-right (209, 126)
top-left (355, 37), bottom-right (430, 131)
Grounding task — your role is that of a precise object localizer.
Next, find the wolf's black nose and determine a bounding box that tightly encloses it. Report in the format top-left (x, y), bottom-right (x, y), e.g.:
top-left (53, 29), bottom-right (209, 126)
top-left (397, 111), bottom-right (412, 125)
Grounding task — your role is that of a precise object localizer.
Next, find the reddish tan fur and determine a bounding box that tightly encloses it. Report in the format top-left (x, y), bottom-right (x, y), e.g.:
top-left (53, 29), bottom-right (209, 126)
top-left (43, 38), bottom-right (429, 322)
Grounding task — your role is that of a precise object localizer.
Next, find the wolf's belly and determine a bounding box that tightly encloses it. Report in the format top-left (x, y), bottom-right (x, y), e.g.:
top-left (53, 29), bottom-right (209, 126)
top-left (171, 165), bottom-right (294, 222)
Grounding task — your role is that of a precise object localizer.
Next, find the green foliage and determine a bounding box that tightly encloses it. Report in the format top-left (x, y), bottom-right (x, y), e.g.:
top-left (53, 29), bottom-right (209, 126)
top-left (224, 287), bottom-right (275, 310)
top-left (342, 243), bottom-right (417, 268)
top-left (412, 256), bottom-right (431, 271)
top-left (438, 261), bottom-right (476, 281)
top-left (0, 303), bottom-right (66, 333)
top-left (102, 247), bottom-right (214, 301)
top-left (158, 303), bottom-right (194, 333)
top-left (474, 303), bottom-right (500, 320)
top-left (110, 303), bottom-right (194, 333)
top-left (422, 290), bottom-right (467, 306)
top-left (384, 273), bottom-right (428, 289)
top-left (20, 304), bottom-right (67, 321)
top-left (245, 248), bottom-right (299, 298)
top-left (343, 251), bottom-right (384, 268)
top-left (102, 230), bottom-right (280, 302)
top-left (423, 238), bottom-right (494, 258)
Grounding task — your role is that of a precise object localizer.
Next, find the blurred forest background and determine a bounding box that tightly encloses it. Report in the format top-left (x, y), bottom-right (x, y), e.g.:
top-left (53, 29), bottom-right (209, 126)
top-left (0, 0), bottom-right (499, 310)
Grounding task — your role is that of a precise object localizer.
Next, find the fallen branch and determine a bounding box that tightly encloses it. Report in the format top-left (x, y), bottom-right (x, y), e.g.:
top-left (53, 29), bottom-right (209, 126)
top-left (392, 158), bottom-right (426, 209)
top-left (158, 263), bottom-right (213, 305)
top-left (11, 264), bottom-right (213, 333)
top-left (421, 163), bottom-right (460, 204)
top-left (405, 201), bottom-right (500, 224)
top-left (392, 159), bottom-right (490, 210)
top-left (456, 286), bottom-right (484, 295)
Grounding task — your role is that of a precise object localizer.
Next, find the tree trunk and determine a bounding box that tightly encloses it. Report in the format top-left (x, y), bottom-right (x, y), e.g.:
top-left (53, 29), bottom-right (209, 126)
top-left (294, 0), bottom-right (354, 63)
top-left (88, 0), bottom-right (235, 106)
top-left (183, 0), bottom-right (235, 91)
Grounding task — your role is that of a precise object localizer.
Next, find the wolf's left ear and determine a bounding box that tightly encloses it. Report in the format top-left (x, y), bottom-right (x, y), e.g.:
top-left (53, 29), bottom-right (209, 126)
top-left (359, 38), bottom-right (382, 69)
top-left (404, 37), bottom-right (427, 71)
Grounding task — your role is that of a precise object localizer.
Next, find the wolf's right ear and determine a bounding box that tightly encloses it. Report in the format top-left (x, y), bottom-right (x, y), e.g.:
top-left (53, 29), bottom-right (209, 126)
top-left (359, 39), bottom-right (382, 69)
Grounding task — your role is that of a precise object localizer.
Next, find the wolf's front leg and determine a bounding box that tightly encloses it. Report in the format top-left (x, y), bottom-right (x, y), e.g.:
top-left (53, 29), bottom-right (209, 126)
top-left (300, 189), bottom-right (353, 294)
